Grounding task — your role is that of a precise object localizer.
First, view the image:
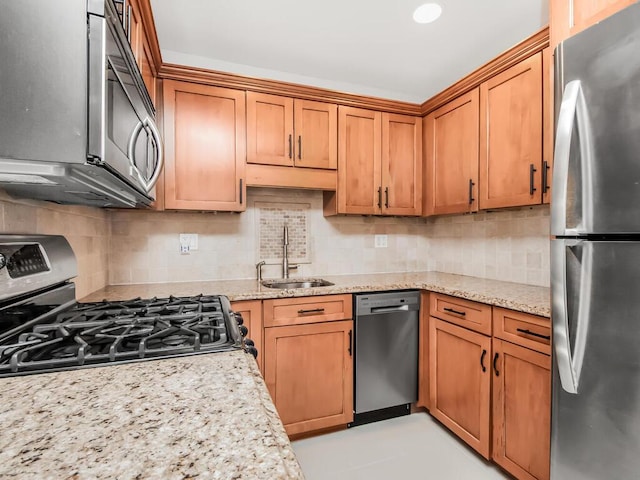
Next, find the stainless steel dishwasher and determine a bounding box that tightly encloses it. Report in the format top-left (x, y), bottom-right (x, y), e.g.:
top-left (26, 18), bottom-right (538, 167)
top-left (350, 290), bottom-right (420, 427)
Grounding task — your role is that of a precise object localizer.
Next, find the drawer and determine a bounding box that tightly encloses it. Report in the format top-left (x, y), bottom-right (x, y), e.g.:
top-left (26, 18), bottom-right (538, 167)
top-left (493, 307), bottom-right (551, 355)
top-left (429, 293), bottom-right (492, 335)
top-left (263, 294), bottom-right (352, 327)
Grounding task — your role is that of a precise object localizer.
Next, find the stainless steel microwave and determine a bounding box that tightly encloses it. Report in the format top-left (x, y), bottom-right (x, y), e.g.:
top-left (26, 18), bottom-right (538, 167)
top-left (0, 0), bottom-right (163, 208)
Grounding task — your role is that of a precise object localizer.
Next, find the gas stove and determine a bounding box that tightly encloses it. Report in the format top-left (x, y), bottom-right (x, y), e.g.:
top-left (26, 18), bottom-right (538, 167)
top-left (0, 235), bottom-right (256, 377)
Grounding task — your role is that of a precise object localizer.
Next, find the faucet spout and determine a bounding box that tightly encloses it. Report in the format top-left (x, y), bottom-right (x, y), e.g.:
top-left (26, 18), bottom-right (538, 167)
top-left (282, 226), bottom-right (297, 279)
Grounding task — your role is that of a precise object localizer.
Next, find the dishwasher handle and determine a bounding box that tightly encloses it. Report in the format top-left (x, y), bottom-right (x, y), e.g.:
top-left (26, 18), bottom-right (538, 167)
top-left (370, 304), bottom-right (410, 314)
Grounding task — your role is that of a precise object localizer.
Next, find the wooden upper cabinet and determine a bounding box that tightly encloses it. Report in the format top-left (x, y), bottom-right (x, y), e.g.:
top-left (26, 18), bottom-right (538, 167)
top-left (550, 0), bottom-right (636, 46)
top-left (381, 113), bottom-right (422, 215)
top-left (247, 92), bottom-right (294, 167)
top-left (163, 80), bottom-right (246, 211)
top-left (479, 52), bottom-right (543, 210)
top-left (424, 89), bottom-right (479, 216)
top-left (247, 92), bottom-right (337, 169)
top-left (337, 106), bottom-right (382, 215)
top-left (295, 99), bottom-right (338, 169)
top-left (542, 47), bottom-right (553, 205)
top-left (492, 339), bottom-right (551, 480)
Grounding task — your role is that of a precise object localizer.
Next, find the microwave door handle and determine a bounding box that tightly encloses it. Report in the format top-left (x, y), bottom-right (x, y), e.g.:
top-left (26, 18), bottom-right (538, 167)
top-left (127, 116), bottom-right (163, 193)
top-left (144, 115), bottom-right (164, 192)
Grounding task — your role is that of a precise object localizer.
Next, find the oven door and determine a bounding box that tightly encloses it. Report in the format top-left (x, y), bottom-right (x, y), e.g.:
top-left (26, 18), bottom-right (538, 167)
top-left (87, 6), bottom-right (163, 198)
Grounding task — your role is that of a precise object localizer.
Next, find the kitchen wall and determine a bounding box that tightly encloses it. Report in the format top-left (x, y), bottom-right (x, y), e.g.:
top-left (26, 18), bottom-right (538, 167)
top-left (108, 188), bottom-right (431, 284)
top-left (424, 205), bottom-right (550, 287)
top-left (0, 189), bottom-right (110, 298)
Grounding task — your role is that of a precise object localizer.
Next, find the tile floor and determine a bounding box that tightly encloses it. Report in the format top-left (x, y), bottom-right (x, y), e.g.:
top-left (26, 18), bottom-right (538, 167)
top-left (292, 413), bottom-right (508, 479)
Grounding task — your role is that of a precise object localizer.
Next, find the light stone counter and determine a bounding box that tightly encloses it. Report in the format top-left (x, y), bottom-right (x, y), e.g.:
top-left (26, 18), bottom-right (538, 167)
top-left (0, 351), bottom-right (304, 480)
top-left (82, 271), bottom-right (551, 317)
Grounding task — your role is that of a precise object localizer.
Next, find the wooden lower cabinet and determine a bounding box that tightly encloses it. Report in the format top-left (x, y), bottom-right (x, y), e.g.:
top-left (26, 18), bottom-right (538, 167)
top-left (492, 339), bottom-right (551, 480)
top-left (263, 320), bottom-right (353, 435)
top-left (417, 292), bottom-right (430, 409)
top-left (230, 300), bottom-right (263, 373)
top-left (429, 317), bottom-right (491, 459)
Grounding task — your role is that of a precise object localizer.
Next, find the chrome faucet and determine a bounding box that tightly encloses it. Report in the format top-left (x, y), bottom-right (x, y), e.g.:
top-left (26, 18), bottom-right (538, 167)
top-left (256, 261), bottom-right (266, 282)
top-left (282, 226), bottom-right (298, 279)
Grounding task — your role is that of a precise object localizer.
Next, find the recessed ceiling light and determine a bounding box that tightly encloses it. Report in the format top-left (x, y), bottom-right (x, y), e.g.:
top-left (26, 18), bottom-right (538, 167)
top-left (413, 3), bottom-right (442, 24)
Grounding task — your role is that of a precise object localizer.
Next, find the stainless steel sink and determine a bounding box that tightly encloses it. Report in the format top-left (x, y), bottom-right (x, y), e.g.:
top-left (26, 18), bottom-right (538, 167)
top-left (261, 279), bottom-right (334, 289)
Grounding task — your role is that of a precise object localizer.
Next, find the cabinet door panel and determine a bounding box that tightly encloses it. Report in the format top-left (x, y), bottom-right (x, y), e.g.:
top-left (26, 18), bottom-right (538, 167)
top-left (247, 92), bottom-right (294, 167)
top-left (425, 89), bottom-right (479, 215)
top-left (337, 106), bottom-right (381, 214)
top-left (429, 317), bottom-right (491, 458)
top-left (480, 53), bottom-right (543, 209)
top-left (230, 300), bottom-right (263, 373)
top-left (294, 100), bottom-right (337, 170)
top-left (264, 320), bottom-right (353, 435)
top-left (382, 114), bottom-right (422, 215)
top-left (163, 81), bottom-right (245, 211)
top-left (492, 339), bottom-right (551, 480)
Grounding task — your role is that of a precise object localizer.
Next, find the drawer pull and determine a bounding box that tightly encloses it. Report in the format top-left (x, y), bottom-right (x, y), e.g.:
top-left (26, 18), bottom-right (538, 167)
top-left (493, 352), bottom-right (500, 376)
top-left (480, 349), bottom-right (487, 372)
top-left (297, 308), bottom-right (325, 315)
top-left (516, 328), bottom-right (550, 340)
top-left (443, 307), bottom-right (466, 316)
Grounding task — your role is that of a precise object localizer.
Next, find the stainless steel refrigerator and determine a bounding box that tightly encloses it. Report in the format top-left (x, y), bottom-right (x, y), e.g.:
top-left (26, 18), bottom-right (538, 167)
top-left (551, 2), bottom-right (640, 478)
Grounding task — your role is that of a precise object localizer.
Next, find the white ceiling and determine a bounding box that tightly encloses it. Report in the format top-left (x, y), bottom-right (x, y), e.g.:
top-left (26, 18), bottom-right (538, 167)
top-left (150, 0), bottom-right (549, 104)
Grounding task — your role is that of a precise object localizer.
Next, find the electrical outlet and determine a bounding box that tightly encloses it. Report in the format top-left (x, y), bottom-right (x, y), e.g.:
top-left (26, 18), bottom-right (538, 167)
top-left (374, 234), bottom-right (388, 248)
top-left (179, 234), bottom-right (198, 254)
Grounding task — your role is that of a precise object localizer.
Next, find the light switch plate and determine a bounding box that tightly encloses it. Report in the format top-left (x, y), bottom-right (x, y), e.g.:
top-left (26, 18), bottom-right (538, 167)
top-left (374, 234), bottom-right (388, 248)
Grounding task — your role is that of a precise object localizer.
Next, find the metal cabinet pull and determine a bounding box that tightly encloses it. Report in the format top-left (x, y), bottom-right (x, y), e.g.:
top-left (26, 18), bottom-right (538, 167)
top-left (468, 179), bottom-right (475, 205)
top-left (288, 134), bottom-right (292, 159)
top-left (297, 308), bottom-right (325, 315)
top-left (542, 160), bottom-right (550, 194)
top-left (530, 164), bottom-right (537, 195)
top-left (480, 349), bottom-right (487, 372)
top-left (239, 179), bottom-right (243, 204)
top-left (384, 187), bottom-right (389, 208)
top-left (517, 328), bottom-right (551, 340)
top-left (493, 352), bottom-right (500, 376)
top-left (443, 307), bottom-right (466, 316)
top-left (298, 135), bottom-right (302, 160)
top-left (348, 330), bottom-right (353, 357)
top-left (377, 187), bottom-right (382, 209)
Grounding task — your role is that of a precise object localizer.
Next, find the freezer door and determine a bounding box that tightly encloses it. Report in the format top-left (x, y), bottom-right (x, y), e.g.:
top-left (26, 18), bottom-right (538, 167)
top-left (551, 2), bottom-right (640, 235)
top-left (551, 240), bottom-right (640, 479)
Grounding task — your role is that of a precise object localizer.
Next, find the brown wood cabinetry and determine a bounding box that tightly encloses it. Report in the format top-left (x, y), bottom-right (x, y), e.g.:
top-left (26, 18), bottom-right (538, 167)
top-left (417, 292), bottom-right (430, 409)
top-left (424, 89), bottom-right (480, 215)
top-left (429, 317), bottom-right (492, 459)
top-left (479, 53), bottom-right (543, 210)
top-left (492, 339), bottom-right (551, 480)
top-left (126, 0), bottom-right (156, 105)
top-left (162, 80), bottom-right (246, 211)
top-left (230, 300), bottom-right (263, 373)
top-left (263, 295), bottom-right (353, 436)
top-left (550, 0), bottom-right (636, 47)
top-left (326, 106), bottom-right (422, 216)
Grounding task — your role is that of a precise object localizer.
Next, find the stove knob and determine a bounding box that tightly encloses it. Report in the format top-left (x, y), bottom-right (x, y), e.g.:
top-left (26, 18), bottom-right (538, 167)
top-left (245, 346), bottom-right (258, 359)
top-left (0, 253), bottom-right (5, 271)
top-left (234, 313), bottom-right (244, 326)
top-left (239, 325), bottom-right (248, 337)
top-left (244, 338), bottom-right (255, 347)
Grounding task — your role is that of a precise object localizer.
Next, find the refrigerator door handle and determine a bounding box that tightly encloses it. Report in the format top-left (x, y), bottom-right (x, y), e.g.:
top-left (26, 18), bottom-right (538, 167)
top-left (551, 80), bottom-right (593, 236)
top-left (551, 239), bottom-right (592, 394)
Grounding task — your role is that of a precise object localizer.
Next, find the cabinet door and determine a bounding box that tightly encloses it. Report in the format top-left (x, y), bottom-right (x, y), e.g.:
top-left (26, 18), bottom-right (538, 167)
top-left (264, 320), bottom-right (354, 436)
top-left (429, 317), bottom-right (491, 459)
top-left (381, 113), bottom-right (422, 216)
top-left (542, 47), bottom-right (553, 204)
top-left (424, 89), bottom-right (479, 215)
top-left (230, 300), bottom-right (263, 373)
top-left (163, 80), bottom-right (246, 211)
top-left (247, 92), bottom-right (294, 167)
top-left (417, 292), bottom-right (430, 409)
top-left (294, 100), bottom-right (337, 170)
top-left (551, 0), bottom-right (636, 46)
top-left (492, 339), bottom-right (551, 480)
top-left (337, 106), bottom-right (382, 214)
top-left (479, 53), bottom-right (543, 210)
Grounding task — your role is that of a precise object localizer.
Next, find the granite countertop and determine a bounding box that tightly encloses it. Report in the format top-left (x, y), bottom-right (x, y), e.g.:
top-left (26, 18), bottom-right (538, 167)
top-left (82, 271), bottom-right (551, 317)
top-left (0, 351), bottom-right (304, 480)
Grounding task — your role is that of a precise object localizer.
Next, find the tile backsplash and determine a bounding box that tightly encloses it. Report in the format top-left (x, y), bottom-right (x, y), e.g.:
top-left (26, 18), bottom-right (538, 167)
top-left (0, 189), bottom-right (110, 298)
top-left (1, 187), bottom-right (551, 294)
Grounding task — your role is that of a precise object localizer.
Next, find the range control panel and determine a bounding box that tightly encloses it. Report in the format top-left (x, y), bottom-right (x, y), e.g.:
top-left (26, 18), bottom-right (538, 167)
top-left (6, 244), bottom-right (50, 278)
